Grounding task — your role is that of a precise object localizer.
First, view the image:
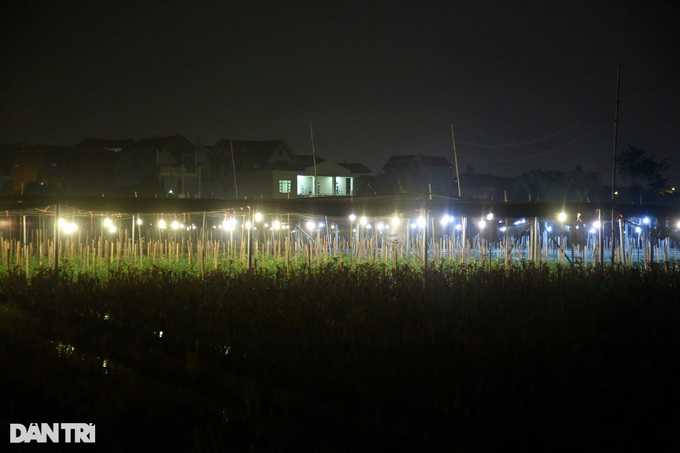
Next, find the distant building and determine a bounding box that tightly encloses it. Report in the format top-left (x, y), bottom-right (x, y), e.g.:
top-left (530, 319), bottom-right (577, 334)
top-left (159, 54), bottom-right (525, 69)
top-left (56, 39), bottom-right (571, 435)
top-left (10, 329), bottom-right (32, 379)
top-left (0, 142), bottom-right (73, 195)
top-left (457, 166), bottom-right (513, 201)
top-left (1, 137), bottom-right (375, 199)
top-left (68, 138), bottom-right (133, 196)
top-left (0, 143), bottom-right (19, 193)
top-left (117, 135), bottom-right (202, 197)
top-left (337, 162), bottom-right (373, 195)
top-left (2, 137), bottom-right (614, 205)
top-left (202, 140), bottom-right (371, 199)
top-left (237, 154), bottom-right (367, 199)
top-left (205, 139), bottom-right (296, 198)
top-left (373, 154), bottom-right (454, 196)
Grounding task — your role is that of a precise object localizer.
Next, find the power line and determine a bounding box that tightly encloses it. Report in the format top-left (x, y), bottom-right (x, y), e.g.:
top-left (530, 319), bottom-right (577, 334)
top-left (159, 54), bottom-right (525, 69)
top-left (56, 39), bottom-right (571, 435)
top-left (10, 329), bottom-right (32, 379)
top-left (380, 103), bottom-right (611, 154)
top-left (458, 104), bottom-right (611, 149)
top-left (458, 120), bottom-right (611, 162)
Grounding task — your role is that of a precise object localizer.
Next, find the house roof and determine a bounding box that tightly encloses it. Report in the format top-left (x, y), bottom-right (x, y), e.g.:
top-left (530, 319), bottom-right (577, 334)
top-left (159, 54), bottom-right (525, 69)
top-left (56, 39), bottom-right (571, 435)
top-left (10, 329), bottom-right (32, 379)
top-left (293, 154), bottom-right (326, 166)
top-left (73, 138), bottom-right (135, 151)
top-left (132, 135), bottom-right (201, 153)
top-left (124, 135), bottom-right (201, 167)
top-left (213, 139), bottom-right (296, 169)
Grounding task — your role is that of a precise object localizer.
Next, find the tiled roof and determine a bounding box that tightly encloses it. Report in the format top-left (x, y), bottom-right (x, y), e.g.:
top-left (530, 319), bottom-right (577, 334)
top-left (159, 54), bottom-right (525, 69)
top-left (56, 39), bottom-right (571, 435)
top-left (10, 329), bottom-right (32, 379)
top-left (132, 135), bottom-right (200, 152)
top-left (213, 139), bottom-right (296, 169)
top-left (74, 138), bottom-right (135, 150)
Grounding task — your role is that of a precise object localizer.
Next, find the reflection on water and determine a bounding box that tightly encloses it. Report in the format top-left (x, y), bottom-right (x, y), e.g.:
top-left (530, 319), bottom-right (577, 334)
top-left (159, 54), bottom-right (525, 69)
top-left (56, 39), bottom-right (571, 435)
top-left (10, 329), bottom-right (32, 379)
top-left (52, 341), bottom-right (114, 376)
top-left (53, 341), bottom-right (77, 358)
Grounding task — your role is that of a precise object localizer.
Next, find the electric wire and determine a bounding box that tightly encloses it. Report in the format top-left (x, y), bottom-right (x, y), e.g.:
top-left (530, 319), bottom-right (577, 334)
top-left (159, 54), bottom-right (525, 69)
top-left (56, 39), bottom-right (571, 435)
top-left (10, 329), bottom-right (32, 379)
top-left (381, 102), bottom-right (611, 154)
top-left (458, 103), bottom-right (611, 149)
top-left (457, 120), bottom-right (612, 162)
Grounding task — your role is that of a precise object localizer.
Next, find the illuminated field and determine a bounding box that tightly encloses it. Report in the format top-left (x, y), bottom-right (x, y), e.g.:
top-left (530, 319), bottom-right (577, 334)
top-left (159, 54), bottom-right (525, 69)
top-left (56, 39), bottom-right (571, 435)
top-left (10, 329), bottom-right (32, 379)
top-left (1, 196), bottom-right (679, 277)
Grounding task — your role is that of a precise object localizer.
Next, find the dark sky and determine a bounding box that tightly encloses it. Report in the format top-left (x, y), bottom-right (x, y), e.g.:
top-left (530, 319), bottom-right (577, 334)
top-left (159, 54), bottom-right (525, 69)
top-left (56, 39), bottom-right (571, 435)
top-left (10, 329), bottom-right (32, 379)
top-left (1, 1), bottom-right (678, 185)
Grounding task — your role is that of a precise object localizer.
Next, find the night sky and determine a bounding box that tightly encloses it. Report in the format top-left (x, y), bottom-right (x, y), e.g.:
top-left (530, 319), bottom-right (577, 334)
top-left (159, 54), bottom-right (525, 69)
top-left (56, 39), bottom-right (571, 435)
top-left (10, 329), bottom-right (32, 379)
top-left (1, 1), bottom-right (678, 185)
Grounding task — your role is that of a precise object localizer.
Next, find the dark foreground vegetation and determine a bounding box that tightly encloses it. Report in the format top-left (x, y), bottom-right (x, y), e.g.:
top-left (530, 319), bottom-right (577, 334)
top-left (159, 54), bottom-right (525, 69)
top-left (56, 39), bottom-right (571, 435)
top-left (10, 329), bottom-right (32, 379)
top-left (1, 263), bottom-right (679, 451)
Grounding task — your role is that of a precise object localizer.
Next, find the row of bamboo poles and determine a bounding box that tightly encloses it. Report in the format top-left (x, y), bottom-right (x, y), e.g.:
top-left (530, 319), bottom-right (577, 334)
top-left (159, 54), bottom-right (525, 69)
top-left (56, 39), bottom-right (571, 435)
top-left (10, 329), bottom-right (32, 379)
top-left (2, 224), bottom-right (677, 277)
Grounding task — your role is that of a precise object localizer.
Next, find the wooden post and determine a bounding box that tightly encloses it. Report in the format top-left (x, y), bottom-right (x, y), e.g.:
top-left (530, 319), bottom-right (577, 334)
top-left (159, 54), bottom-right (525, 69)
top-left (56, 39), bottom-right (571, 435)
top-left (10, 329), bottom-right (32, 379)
top-left (54, 203), bottom-right (60, 271)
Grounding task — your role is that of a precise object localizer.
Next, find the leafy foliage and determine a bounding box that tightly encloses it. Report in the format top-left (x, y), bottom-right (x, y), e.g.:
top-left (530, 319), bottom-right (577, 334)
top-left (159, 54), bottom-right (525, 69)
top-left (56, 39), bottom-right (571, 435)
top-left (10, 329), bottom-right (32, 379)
top-left (618, 145), bottom-right (670, 194)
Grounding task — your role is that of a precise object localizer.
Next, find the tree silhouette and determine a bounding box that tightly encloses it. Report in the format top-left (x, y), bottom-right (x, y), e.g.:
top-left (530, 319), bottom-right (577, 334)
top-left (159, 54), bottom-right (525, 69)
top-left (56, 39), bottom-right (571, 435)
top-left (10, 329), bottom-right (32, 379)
top-left (617, 146), bottom-right (669, 194)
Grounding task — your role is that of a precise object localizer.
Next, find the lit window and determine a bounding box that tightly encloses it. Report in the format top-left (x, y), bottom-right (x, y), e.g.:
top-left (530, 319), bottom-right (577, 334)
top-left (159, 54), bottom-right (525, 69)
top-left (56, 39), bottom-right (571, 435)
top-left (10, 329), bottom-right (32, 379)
top-left (278, 180), bottom-right (291, 193)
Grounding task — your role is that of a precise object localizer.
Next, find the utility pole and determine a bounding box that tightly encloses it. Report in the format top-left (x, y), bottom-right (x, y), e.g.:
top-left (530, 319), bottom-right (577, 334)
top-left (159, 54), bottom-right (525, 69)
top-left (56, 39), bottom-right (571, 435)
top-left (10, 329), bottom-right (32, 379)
top-left (230, 139), bottom-right (238, 198)
top-left (611, 64), bottom-right (621, 266)
top-left (450, 124), bottom-right (462, 199)
top-left (451, 124), bottom-right (465, 264)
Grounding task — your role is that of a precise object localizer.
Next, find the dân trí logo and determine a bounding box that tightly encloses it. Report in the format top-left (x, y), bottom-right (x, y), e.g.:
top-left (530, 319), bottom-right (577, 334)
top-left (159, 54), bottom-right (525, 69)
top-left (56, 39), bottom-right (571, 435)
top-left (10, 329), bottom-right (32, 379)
top-left (10, 423), bottom-right (96, 444)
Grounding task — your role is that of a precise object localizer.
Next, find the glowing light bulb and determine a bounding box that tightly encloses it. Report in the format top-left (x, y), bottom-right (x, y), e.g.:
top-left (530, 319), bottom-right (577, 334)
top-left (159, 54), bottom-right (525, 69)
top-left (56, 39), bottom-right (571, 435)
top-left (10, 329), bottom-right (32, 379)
top-left (391, 216), bottom-right (400, 228)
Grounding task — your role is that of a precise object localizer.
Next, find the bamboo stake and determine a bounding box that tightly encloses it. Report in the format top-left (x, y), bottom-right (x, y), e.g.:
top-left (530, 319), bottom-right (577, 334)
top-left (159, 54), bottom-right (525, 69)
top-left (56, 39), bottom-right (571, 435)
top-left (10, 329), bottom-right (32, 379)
top-left (116, 241), bottom-right (121, 272)
top-left (188, 240), bottom-right (193, 270)
top-left (199, 242), bottom-right (204, 276)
